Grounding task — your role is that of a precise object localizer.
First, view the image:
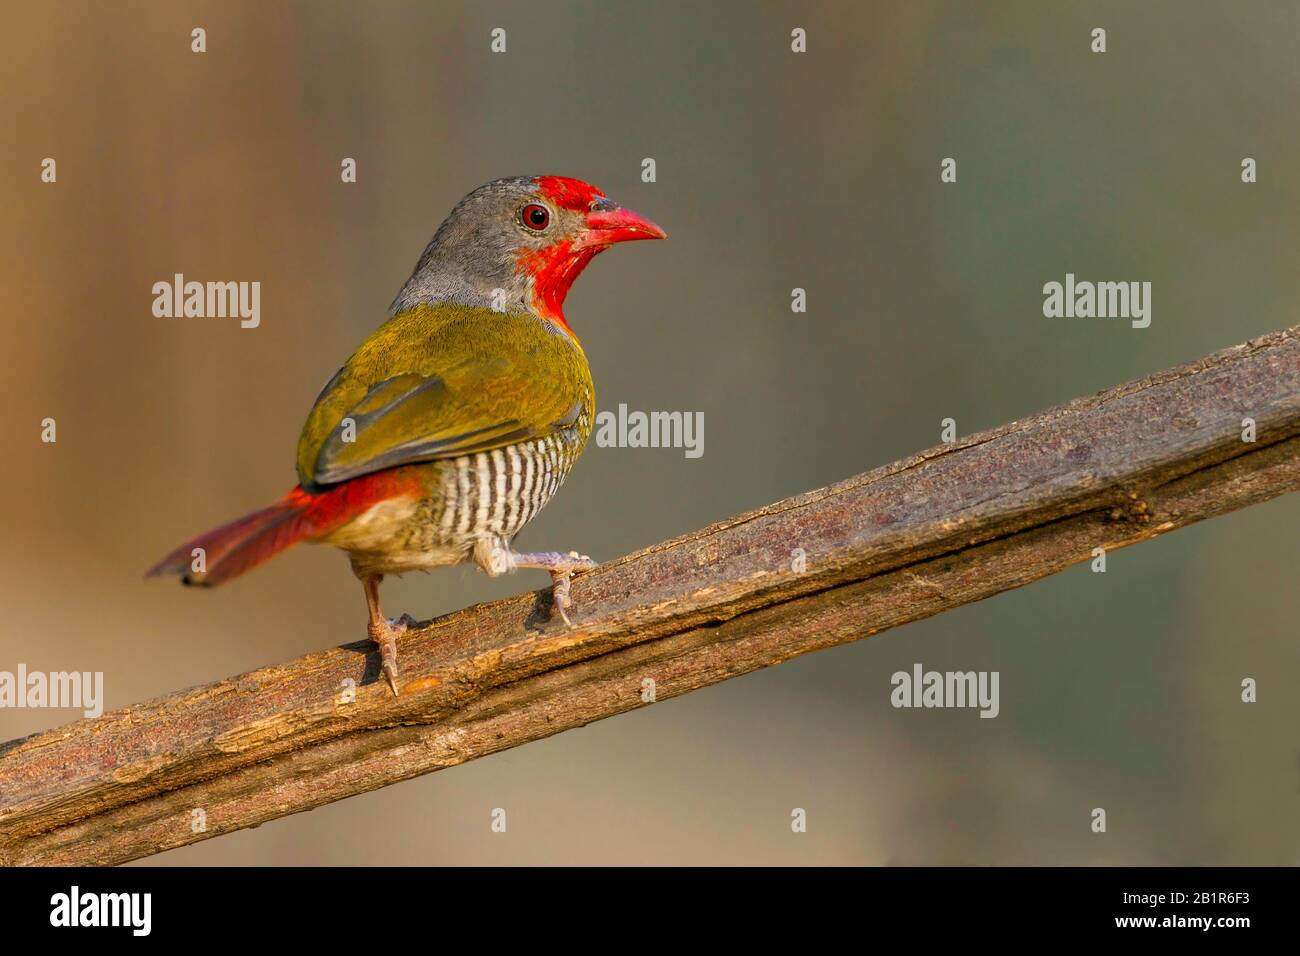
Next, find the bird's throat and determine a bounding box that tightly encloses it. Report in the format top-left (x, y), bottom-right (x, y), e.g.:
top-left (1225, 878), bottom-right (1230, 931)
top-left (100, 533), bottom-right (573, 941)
top-left (517, 240), bottom-right (604, 333)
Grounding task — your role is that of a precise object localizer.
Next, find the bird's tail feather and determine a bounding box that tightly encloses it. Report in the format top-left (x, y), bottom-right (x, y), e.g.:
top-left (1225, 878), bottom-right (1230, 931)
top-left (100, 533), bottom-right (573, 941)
top-left (146, 469), bottom-right (424, 587)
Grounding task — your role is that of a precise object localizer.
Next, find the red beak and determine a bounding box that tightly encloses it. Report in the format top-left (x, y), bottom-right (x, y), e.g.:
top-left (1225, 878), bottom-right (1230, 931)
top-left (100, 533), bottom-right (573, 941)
top-left (583, 201), bottom-right (667, 245)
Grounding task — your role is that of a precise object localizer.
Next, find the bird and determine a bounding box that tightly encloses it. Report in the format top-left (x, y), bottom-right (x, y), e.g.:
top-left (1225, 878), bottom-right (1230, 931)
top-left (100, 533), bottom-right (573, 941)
top-left (147, 175), bottom-right (666, 695)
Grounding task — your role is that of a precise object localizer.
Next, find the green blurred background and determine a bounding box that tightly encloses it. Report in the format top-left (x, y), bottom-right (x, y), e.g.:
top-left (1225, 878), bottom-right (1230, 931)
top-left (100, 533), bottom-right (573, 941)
top-left (2, 0), bottom-right (1297, 864)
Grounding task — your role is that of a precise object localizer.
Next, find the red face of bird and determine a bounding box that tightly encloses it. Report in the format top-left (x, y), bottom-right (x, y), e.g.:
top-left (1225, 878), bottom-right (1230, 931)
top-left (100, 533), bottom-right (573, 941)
top-left (515, 176), bottom-right (666, 325)
top-left (391, 175), bottom-right (666, 330)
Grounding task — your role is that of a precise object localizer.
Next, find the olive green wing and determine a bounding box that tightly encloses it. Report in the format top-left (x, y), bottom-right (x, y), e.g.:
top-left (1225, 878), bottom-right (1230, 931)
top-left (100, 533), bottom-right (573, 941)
top-left (296, 304), bottom-right (590, 487)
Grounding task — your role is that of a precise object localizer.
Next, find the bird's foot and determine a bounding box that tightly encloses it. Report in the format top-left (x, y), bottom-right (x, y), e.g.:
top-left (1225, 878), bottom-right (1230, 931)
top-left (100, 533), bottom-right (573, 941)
top-left (509, 550), bottom-right (597, 626)
top-left (367, 613), bottom-right (415, 696)
top-left (550, 570), bottom-right (573, 625)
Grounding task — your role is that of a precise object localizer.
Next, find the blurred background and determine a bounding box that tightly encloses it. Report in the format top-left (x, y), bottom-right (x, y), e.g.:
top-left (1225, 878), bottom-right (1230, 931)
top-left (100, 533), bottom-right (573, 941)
top-left (1, 0), bottom-right (1297, 865)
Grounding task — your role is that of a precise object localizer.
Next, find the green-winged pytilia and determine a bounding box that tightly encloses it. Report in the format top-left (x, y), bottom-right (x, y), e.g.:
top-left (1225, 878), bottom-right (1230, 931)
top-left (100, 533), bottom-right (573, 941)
top-left (148, 176), bottom-right (666, 694)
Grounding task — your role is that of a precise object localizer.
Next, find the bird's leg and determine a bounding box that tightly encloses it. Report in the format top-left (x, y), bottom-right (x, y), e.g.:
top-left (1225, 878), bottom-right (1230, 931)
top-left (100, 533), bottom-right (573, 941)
top-left (363, 574), bottom-right (413, 696)
top-left (514, 552), bottom-right (598, 625)
top-left (472, 542), bottom-right (596, 626)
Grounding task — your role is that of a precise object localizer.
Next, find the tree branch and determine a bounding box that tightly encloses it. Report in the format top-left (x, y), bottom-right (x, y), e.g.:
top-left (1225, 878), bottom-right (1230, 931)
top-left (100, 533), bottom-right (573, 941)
top-left (3, 327), bottom-right (1299, 865)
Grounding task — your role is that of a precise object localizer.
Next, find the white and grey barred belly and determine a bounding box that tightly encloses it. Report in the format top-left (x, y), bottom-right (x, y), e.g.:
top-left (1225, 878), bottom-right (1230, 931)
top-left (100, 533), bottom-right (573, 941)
top-left (328, 429), bottom-right (586, 576)
top-left (427, 432), bottom-right (580, 547)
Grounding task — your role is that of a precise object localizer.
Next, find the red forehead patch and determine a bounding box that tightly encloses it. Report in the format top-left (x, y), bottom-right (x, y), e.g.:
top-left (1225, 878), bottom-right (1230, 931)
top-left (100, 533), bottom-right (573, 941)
top-left (533, 175), bottom-right (605, 212)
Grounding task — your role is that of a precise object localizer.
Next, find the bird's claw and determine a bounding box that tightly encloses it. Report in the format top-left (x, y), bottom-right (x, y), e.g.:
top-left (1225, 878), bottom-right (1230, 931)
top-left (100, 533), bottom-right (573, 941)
top-left (369, 614), bottom-right (414, 696)
top-left (550, 554), bottom-right (597, 625)
top-left (550, 570), bottom-right (574, 626)
top-left (508, 550), bottom-right (595, 627)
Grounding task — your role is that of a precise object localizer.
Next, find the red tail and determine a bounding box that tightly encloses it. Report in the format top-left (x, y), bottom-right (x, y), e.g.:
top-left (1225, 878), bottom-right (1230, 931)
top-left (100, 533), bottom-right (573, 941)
top-left (146, 470), bottom-right (424, 587)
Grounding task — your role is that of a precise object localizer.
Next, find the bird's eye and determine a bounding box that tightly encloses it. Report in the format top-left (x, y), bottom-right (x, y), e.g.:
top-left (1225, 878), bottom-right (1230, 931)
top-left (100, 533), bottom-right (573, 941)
top-left (521, 203), bottom-right (551, 231)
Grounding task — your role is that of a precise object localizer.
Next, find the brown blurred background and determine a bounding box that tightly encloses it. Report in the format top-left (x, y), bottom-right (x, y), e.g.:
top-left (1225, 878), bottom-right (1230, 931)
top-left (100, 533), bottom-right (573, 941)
top-left (2, 1), bottom-right (1297, 865)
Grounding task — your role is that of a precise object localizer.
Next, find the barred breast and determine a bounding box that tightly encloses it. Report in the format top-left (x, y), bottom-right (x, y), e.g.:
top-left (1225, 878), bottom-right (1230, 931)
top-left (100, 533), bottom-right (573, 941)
top-left (329, 412), bottom-right (590, 577)
top-left (431, 430), bottom-right (583, 547)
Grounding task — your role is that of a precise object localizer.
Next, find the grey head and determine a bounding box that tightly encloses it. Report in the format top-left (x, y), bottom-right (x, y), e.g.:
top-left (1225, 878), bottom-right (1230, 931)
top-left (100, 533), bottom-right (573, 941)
top-left (388, 175), bottom-right (666, 321)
